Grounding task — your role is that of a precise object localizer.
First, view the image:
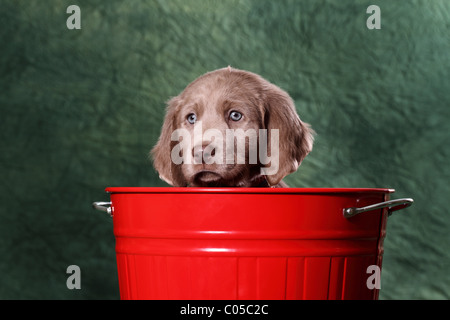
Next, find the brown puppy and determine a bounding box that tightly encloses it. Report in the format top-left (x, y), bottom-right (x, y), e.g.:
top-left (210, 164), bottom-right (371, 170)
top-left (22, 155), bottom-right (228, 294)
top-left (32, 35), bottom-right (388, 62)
top-left (151, 67), bottom-right (314, 187)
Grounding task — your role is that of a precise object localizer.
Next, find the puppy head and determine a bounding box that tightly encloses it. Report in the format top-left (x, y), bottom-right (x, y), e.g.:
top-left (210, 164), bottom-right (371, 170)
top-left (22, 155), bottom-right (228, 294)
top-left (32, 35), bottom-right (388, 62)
top-left (151, 67), bottom-right (314, 187)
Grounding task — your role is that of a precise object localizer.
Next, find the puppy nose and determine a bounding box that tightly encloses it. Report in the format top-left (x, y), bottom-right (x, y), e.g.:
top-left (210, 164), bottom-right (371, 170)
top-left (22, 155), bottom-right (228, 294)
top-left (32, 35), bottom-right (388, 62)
top-left (193, 144), bottom-right (216, 164)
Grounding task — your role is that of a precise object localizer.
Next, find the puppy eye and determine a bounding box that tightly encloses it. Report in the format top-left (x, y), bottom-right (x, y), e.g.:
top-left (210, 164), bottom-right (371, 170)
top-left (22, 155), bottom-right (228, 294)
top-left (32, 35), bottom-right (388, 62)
top-left (187, 113), bottom-right (197, 124)
top-left (229, 111), bottom-right (242, 121)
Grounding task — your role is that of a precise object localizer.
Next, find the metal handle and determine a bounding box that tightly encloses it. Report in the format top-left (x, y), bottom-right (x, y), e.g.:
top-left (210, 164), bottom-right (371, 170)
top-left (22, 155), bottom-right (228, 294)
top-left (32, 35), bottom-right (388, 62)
top-left (92, 201), bottom-right (113, 217)
top-left (343, 198), bottom-right (413, 218)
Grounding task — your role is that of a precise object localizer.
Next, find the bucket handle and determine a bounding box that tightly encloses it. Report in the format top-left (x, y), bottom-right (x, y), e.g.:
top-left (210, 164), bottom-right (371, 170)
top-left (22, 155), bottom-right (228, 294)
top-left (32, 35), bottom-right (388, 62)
top-left (343, 198), bottom-right (413, 218)
top-left (92, 201), bottom-right (113, 217)
top-left (93, 199), bottom-right (413, 219)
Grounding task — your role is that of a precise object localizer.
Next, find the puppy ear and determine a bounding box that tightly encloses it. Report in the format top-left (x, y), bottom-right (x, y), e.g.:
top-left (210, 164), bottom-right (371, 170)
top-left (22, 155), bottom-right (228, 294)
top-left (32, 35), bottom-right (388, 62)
top-left (151, 97), bottom-right (188, 186)
top-left (262, 85), bottom-right (314, 186)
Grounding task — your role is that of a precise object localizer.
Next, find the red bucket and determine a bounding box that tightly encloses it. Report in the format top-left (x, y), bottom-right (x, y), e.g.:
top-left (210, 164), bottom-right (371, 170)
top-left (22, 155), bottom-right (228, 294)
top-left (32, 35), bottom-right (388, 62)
top-left (93, 188), bottom-right (412, 300)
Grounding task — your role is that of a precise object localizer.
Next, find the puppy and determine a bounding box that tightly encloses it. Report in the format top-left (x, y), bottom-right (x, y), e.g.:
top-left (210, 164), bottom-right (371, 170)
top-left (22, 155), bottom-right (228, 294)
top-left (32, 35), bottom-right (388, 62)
top-left (151, 67), bottom-right (314, 187)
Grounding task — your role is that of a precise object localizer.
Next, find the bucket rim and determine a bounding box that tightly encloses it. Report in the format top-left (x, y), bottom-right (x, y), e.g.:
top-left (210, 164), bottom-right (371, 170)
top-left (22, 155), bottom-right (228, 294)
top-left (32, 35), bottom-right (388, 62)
top-left (104, 187), bottom-right (395, 194)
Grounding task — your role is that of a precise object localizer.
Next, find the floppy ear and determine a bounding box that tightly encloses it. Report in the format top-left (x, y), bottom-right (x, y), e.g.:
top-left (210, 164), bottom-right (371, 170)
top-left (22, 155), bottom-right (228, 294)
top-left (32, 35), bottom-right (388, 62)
top-left (151, 97), bottom-right (188, 186)
top-left (262, 85), bottom-right (314, 186)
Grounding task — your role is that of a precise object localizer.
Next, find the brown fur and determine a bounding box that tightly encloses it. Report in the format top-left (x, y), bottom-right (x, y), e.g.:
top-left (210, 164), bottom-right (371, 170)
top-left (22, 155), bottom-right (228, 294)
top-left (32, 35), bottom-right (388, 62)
top-left (151, 67), bottom-right (314, 187)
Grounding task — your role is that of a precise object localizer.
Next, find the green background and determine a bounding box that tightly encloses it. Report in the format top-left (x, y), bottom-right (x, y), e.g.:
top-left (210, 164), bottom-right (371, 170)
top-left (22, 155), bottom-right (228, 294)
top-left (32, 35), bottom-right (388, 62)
top-left (1, 0), bottom-right (449, 299)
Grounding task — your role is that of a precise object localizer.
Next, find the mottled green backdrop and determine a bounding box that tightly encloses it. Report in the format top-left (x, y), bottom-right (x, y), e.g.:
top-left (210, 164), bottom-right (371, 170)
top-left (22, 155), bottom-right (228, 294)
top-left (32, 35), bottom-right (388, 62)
top-left (1, 0), bottom-right (449, 299)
